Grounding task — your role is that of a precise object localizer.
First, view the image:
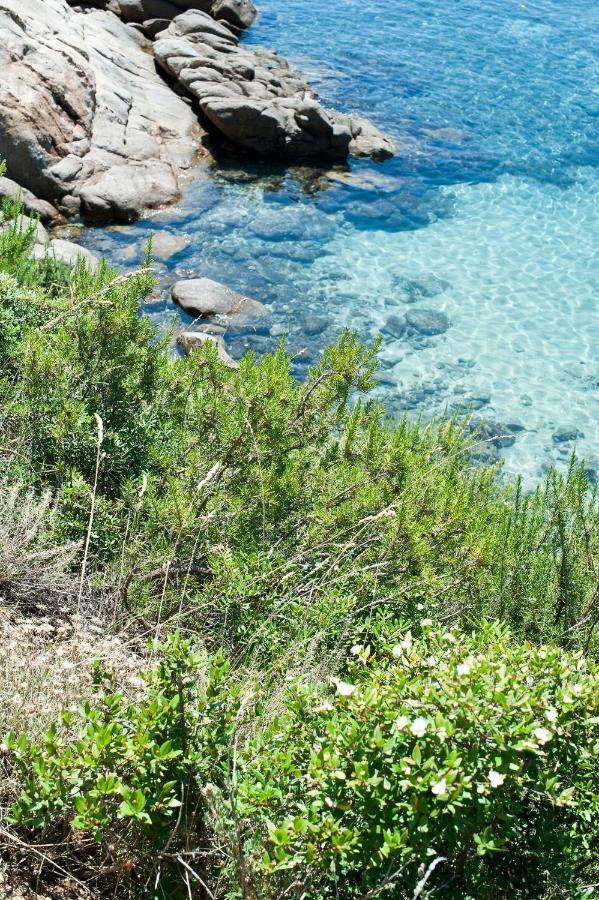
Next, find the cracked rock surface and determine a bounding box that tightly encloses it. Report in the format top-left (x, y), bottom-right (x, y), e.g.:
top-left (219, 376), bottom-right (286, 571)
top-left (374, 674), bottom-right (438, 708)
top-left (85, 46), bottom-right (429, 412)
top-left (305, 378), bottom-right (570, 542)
top-left (0, 0), bottom-right (201, 222)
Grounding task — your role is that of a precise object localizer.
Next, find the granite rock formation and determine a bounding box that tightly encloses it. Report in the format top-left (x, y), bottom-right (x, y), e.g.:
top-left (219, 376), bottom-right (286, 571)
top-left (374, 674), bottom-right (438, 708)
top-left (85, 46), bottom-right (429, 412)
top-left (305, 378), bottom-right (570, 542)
top-left (0, 0), bottom-right (393, 224)
top-left (0, 0), bottom-right (200, 223)
top-left (154, 10), bottom-right (395, 161)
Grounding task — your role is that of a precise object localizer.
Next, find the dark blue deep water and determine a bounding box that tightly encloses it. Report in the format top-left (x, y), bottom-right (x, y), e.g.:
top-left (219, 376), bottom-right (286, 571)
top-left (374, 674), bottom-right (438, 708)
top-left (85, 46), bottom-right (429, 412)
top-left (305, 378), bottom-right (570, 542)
top-left (81, 0), bottom-right (599, 482)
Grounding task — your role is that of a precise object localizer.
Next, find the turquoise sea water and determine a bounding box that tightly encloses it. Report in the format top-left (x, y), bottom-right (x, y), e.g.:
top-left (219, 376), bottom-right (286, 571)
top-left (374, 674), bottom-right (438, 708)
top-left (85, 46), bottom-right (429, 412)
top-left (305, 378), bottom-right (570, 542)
top-left (81, 0), bottom-right (599, 483)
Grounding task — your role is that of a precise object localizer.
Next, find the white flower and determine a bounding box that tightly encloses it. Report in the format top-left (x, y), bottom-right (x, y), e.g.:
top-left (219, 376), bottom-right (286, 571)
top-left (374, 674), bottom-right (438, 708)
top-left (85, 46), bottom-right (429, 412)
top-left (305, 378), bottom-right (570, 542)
top-left (411, 717), bottom-right (428, 737)
top-left (392, 632), bottom-right (412, 656)
top-left (562, 694), bottom-right (574, 705)
top-left (394, 715), bottom-right (410, 731)
top-left (533, 727), bottom-right (553, 745)
top-left (572, 684), bottom-right (583, 696)
top-left (457, 657), bottom-right (474, 677)
top-left (545, 708), bottom-right (558, 723)
top-left (331, 678), bottom-right (356, 697)
top-left (420, 618), bottom-right (433, 628)
top-left (443, 632), bottom-right (457, 644)
top-left (488, 770), bottom-right (505, 788)
top-left (350, 644), bottom-right (363, 656)
top-left (431, 777), bottom-right (447, 796)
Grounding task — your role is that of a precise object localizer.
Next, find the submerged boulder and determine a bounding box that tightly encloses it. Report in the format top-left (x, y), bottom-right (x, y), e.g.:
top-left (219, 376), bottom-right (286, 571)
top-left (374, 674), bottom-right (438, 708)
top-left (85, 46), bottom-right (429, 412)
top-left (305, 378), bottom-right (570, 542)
top-left (404, 308), bottom-right (450, 336)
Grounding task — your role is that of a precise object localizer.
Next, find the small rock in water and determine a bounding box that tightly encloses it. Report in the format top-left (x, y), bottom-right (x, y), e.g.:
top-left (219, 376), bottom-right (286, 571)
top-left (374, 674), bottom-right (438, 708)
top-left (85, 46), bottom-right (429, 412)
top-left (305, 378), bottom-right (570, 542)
top-left (552, 426), bottom-right (585, 444)
top-left (405, 308), bottom-right (450, 336)
top-left (451, 396), bottom-right (490, 414)
top-left (50, 224), bottom-right (83, 241)
top-left (391, 273), bottom-right (450, 303)
top-left (151, 231), bottom-right (190, 261)
top-left (382, 315), bottom-right (407, 339)
top-left (462, 417), bottom-right (521, 464)
top-left (177, 330), bottom-right (239, 369)
top-left (197, 323), bottom-right (227, 336)
top-left (172, 277), bottom-right (267, 320)
top-left (302, 315), bottom-right (328, 336)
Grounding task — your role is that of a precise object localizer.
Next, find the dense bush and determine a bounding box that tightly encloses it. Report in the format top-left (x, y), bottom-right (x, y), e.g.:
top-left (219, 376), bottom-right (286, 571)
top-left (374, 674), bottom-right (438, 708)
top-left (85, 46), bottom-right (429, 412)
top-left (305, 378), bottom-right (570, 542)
top-left (7, 635), bottom-right (241, 894)
top-left (5, 627), bottom-right (598, 898)
top-left (238, 623), bottom-right (599, 898)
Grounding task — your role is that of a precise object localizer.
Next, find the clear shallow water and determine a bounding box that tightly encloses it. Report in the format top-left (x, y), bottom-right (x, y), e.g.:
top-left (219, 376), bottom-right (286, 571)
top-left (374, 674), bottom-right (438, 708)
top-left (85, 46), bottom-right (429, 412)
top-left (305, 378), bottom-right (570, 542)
top-left (80, 0), bottom-right (599, 483)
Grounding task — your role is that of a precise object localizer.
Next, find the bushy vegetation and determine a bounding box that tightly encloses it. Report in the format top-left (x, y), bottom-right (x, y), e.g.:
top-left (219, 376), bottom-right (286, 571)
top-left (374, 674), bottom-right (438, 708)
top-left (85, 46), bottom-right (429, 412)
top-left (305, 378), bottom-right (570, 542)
top-left (0, 193), bottom-right (597, 898)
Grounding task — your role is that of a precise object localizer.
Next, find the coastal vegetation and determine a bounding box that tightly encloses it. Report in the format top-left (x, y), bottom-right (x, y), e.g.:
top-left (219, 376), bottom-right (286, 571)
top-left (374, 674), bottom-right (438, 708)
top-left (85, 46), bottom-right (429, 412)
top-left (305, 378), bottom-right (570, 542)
top-left (0, 199), bottom-right (598, 897)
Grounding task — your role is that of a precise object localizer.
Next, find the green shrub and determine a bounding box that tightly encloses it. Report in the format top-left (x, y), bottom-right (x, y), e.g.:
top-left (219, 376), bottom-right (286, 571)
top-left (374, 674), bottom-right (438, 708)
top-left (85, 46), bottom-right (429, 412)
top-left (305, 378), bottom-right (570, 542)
top-left (6, 635), bottom-right (241, 892)
top-left (7, 627), bottom-right (597, 898)
top-left (0, 210), bottom-right (597, 656)
top-left (237, 623), bottom-right (599, 898)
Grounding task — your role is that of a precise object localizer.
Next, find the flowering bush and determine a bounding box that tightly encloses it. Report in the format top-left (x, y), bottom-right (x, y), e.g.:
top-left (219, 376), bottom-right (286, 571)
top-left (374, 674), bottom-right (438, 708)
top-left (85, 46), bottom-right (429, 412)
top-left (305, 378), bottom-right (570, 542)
top-left (238, 623), bottom-right (599, 898)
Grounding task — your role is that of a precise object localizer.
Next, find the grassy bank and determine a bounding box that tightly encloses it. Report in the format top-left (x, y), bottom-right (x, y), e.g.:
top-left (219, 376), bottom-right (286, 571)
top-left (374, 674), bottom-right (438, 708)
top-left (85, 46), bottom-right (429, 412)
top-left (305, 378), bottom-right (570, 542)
top-left (0, 190), bottom-right (597, 898)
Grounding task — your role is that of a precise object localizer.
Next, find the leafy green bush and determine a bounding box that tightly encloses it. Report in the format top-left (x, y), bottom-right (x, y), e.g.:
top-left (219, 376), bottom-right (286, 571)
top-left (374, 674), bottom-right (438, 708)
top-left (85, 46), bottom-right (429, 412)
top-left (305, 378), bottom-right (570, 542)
top-left (6, 635), bottom-right (241, 892)
top-left (6, 627), bottom-right (597, 898)
top-left (237, 623), bottom-right (599, 898)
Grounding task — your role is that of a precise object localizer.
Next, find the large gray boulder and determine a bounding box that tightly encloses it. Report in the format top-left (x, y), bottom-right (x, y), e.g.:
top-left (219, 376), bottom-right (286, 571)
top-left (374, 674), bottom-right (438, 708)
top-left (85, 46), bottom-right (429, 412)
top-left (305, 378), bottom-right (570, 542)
top-left (0, 177), bottom-right (63, 224)
top-left (0, 0), bottom-right (201, 223)
top-left (116, 0), bottom-right (182, 23)
top-left (211, 0), bottom-right (256, 30)
top-left (116, 0), bottom-right (256, 29)
top-left (154, 13), bottom-right (394, 161)
top-left (32, 239), bottom-right (100, 273)
top-left (172, 277), bottom-right (267, 319)
top-left (0, 212), bottom-right (49, 245)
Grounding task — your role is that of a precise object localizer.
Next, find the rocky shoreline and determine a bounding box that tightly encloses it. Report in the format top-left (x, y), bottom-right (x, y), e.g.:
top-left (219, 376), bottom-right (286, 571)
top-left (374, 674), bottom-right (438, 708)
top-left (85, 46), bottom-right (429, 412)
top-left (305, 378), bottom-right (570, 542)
top-left (0, 0), bottom-right (394, 225)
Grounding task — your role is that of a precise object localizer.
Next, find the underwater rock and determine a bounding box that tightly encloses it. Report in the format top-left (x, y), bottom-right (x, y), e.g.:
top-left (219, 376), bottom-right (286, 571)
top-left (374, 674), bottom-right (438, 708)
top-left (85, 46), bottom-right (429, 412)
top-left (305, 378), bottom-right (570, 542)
top-left (404, 308), bottom-right (450, 336)
top-left (302, 315), bottom-right (328, 336)
top-left (552, 426), bottom-right (585, 444)
top-left (450, 415), bottom-right (522, 466)
top-left (382, 315), bottom-right (407, 339)
top-left (150, 231), bottom-right (190, 260)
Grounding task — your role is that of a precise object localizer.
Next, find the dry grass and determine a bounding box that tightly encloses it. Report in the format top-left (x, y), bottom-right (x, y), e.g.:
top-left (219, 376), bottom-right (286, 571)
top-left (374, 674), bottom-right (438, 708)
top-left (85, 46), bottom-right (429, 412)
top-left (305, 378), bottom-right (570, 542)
top-left (0, 483), bottom-right (78, 611)
top-left (0, 606), bottom-right (144, 803)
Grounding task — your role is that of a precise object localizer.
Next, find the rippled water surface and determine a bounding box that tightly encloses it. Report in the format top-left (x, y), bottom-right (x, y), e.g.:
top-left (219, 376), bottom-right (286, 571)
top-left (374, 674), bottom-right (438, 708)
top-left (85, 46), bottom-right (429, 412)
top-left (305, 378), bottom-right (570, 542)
top-left (81, 0), bottom-right (599, 482)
